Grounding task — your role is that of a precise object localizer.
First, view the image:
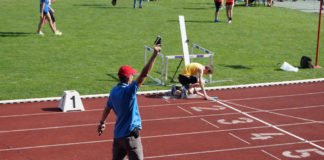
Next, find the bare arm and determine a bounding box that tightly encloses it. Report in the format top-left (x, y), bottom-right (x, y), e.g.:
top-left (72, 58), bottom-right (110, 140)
top-left (197, 69), bottom-right (211, 100)
top-left (99, 106), bottom-right (111, 123)
top-left (50, 7), bottom-right (55, 13)
top-left (40, 3), bottom-right (45, 18)
top-left (98, 106), bottom-right (111, 135)
top-left (136, 45), bottom-right (161, 87)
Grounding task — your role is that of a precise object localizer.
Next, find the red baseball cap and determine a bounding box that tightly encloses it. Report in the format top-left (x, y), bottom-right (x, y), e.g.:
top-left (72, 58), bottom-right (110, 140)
top-left (118, 65), bottom-right (138, 77)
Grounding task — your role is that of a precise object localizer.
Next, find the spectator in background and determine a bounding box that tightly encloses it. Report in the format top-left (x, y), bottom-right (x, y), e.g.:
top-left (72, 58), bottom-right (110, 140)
top-left (214, 0), bottom-right (223, 22)
top-left (36, 0), bottom-right (62, 36)
top-left (226, 0), bottom-right (235, 23)
top-left (134, 0), bottom-right (143, 8)
top-left (244, 0), bottom-right (255, 6)
top-left (48, 0), bottom-right (62, 35)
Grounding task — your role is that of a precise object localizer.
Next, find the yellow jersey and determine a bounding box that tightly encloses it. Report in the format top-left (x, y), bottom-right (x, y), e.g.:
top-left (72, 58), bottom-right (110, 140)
top-left (180, 63), bottom-right (203, 77)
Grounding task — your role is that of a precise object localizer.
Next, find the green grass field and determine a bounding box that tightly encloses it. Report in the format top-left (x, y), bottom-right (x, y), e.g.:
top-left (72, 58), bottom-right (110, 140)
top-left (0, 0), bottom-right (323, 100)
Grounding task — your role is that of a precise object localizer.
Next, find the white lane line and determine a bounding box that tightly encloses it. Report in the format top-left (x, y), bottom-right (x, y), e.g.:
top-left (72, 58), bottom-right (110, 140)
top-left (261, 149), bottom-right (282, 160)
top-left (0, 123), bottom-right (100, 134)
top-left (215, 100), bottom-right (324, 150)
top-left (2, 120), bottom-right (322, 138)
top-left (1, 109), bottom-right (324, 134)
top-left (0, 101), bottom-right (210, 118)
top-left (267, 104), bottom-right (324, 112)
top-left (0, 113), bottom-right (239, 133)
top-left (0, 139), bottom-right (113, 152)
top-left (2, 92), bottom-right (324, 118)
top-left (224, 91), bottom-right (324, 102)
top-left (200, 118), bottom-right (219, 128)
top-left (2, 78), bottom-right (323, 104)
top-left (2, 102), bottom-right (322, 119)
top-left (177, 106), bottom-right (193, 115)
top-left (0, 109), bottom-right (101, 118)
top-left (226, 101), bottom-right (324, 124)
top-left (1, 123), bottom-right (324, 153)
top-left (228, 132), bottom-right (250, 144)
top-left (144, 139), bottom-right (324, 159)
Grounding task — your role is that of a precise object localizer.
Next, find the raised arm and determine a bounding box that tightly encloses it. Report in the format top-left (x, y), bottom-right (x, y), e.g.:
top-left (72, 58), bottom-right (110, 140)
top-left (136, 45), bottom-right (161, 87)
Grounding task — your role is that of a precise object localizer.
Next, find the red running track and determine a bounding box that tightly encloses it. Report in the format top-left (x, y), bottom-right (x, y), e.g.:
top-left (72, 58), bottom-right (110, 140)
top-left (0, 82), bottom-right (324, 160)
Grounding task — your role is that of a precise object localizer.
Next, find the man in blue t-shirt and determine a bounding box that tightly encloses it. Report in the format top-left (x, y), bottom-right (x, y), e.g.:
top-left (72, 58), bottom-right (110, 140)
top-left (98, 44), bottom-right (161, 160)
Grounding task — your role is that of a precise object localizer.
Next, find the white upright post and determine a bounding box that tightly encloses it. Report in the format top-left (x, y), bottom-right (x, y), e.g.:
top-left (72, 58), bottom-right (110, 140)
top-left (179, 15), bottom-right (190, 66)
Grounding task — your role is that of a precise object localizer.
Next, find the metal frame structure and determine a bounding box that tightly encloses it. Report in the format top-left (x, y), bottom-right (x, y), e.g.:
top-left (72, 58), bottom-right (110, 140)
top-left (144, 44), bottom-right (214, 86)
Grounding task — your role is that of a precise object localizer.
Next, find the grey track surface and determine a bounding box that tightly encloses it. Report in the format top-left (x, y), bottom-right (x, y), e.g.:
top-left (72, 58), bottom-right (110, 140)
top-left (273, 0), bottom-right (322, 13)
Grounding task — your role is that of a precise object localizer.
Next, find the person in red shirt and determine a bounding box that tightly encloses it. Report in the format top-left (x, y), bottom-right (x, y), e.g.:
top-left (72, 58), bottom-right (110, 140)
top-left (214, 0), bottom-right (223, 22)
top-left (226, 0), bottom-right (234, 23)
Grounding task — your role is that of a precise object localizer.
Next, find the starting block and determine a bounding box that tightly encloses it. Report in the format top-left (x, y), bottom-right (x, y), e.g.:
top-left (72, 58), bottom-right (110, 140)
top-left (58, 90), bottom-right (85, 112)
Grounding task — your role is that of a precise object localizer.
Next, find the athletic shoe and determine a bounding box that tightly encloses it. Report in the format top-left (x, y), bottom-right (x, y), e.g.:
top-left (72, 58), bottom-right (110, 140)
top-left (214, 19), bottom-right (220, 23)
top-left (55, 30), bottom-right (62, 36)
top-left (171, 85), bottom-right (177, 96)
top-left (180, 87), bottom-right (188, 99)
top-left (37, 31), bottom-right (44, 36)
top-left (228, 20), bottom-right (232, 24)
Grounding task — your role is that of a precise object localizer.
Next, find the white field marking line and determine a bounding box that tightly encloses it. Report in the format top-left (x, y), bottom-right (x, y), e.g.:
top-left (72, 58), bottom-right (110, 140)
top-left (261, 149), bottom-right (282, 160)
top-left (0, 101), bottom-right (210, 118)
top-left (269, 104), bottom-right (324, 112)
top-left (226, 101), bottom-right (324, 124)
top-left (2, 102), bottom-right (322, 119)
top-left (0, 123), bottom-right (102, 134)
top-left (0, 109), bottom-right (103, 118)
top-left (216, 100), bottom-right (324, 150)
top-left (176, 106), bottom-right (193, 115)
top-left (200, 118), bottom-right (219, 128)
top-left (224, 91), bottom-right (324, 102)
top-left (2, 103), bottom-right (323, 120)
top-left (2, 91), bottom-right (323, 118)
top-left (2, 124), bottom-right (324, 153)
top-left (164, 99), bottom-right (171, 103)
top-left (2, 78), bottom-right (323, 104)
top-left (0, 113), bottom-right (239, 133)
top-left (0, 139), bottom-right (113, 152)
top-left (144, 139), bottom-right (324, 159)
top-left (163, 97), bottom-right (171, 104)
top-left (2, 118), bottom-right (323, 138)
top-left (0, 126), bottom-right (270, 152)
top-left (2, 106), bottom-right (324, 134)
top-left (228, 132), bottom-right (250, 145)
